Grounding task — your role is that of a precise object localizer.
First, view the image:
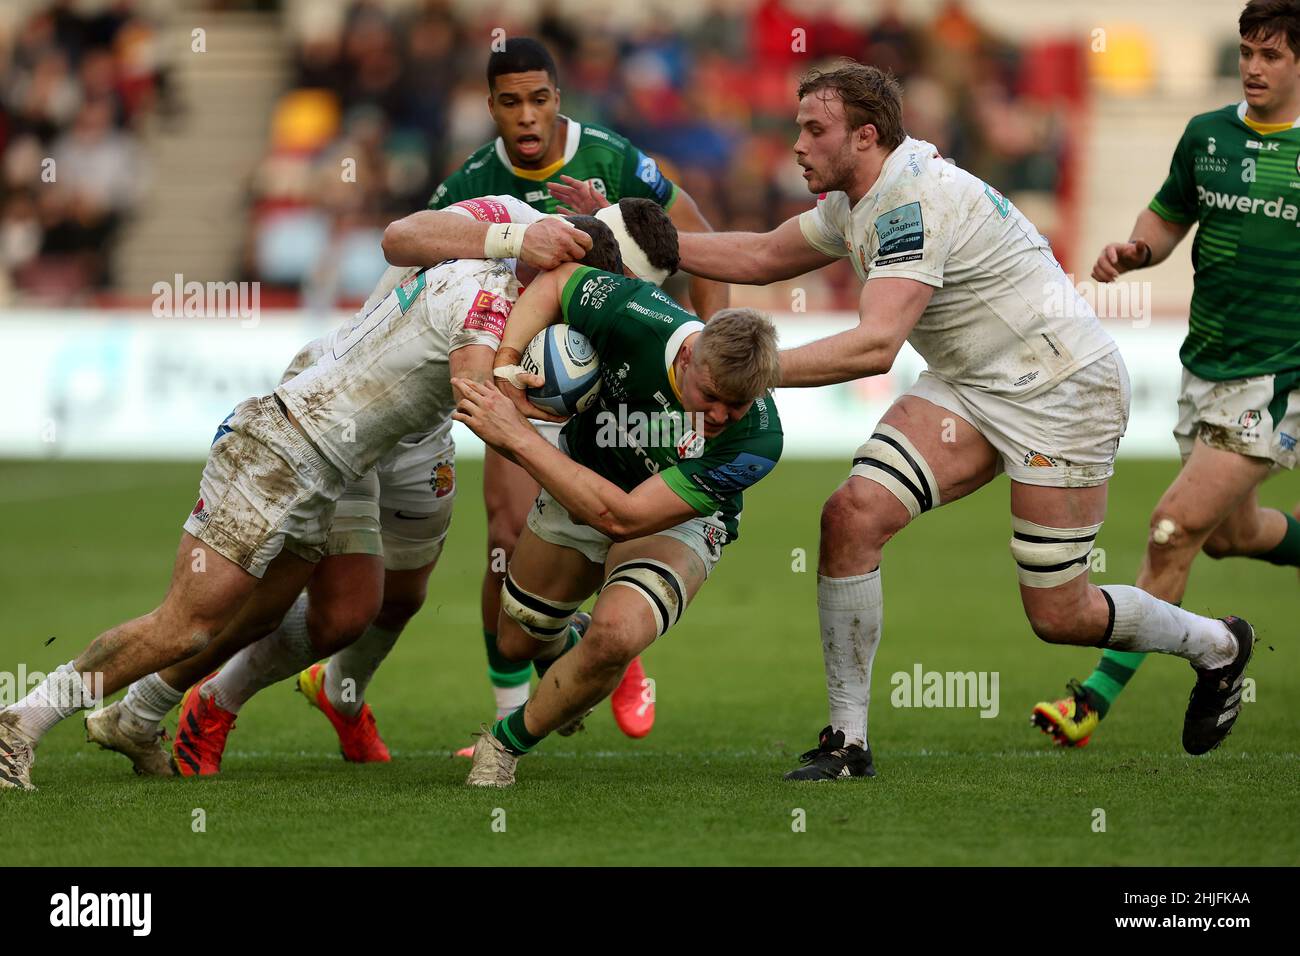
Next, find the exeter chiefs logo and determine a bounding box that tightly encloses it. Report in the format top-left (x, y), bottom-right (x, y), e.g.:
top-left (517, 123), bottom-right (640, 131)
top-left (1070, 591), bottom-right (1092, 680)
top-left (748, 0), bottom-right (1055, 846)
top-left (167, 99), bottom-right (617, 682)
top-left (1023, 450), bottom-right (1057, 468)
top-left (431, 460), bottom-right (455, 498)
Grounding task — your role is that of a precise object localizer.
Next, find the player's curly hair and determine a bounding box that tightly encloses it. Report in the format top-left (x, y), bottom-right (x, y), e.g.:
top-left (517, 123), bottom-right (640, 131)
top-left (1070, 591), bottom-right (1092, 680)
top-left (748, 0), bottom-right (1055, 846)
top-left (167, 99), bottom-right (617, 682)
top-left (693, 308), bottom-right (781, 402)
top-left (618, 198), bottom-right (679, 277)
top-left (563, 216), bottom-right (624, 274)
top-left (797, 62), bottom-right (905, 151)
top-left (1240, 0), bottom-right (1300, 58)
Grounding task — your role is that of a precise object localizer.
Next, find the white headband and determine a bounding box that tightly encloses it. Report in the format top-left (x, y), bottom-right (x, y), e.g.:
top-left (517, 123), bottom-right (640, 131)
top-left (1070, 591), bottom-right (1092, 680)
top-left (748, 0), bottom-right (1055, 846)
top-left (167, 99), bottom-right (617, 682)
top-left (594, 204), bottom-right (670, 286)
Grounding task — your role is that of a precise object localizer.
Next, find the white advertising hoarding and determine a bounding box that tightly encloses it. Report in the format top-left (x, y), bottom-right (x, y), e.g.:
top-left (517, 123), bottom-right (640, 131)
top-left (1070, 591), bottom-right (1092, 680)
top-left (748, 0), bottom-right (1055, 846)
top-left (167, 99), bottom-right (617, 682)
top-left (0, 311), bottom-right (1187, 461)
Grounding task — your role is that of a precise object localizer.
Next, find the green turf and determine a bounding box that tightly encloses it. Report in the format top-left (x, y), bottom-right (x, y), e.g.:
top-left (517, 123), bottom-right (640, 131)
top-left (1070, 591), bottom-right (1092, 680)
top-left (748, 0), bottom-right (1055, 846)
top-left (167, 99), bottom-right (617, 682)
top-left (0, 458), bottom-right (1295, 866)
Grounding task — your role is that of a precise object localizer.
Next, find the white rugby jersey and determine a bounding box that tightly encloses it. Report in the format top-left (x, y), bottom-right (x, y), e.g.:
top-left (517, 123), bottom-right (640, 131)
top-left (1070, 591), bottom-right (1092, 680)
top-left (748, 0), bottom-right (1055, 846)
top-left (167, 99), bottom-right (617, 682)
top-left (799, 137), bottom-right (1115, 399)
top-left (277, 195), bottom-right (541, 480)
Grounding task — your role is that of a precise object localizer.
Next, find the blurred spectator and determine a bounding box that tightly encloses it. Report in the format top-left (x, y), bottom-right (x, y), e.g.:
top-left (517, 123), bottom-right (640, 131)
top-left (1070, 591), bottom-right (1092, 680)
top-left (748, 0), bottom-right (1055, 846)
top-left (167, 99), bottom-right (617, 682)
top-left (0, 0), bottom-right (164, 298)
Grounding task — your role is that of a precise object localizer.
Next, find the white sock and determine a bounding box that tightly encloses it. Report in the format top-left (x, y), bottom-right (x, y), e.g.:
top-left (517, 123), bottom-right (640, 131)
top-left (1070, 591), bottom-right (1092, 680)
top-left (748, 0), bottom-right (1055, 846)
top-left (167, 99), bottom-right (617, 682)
top-left (325, 623), bottom-right (402, 718)
top-left (206, 592), bottom-right (317, 714)
top-left (7, 661), bottom-right (99, 743)
top-left (494, 683), bottom-right (530, 720)
top-left (818, 570), bottom-right (883, 748)
top-left (1100, 585), bottom-right (1236, 668)
top-left (120, 673), bottom-right (184, 734)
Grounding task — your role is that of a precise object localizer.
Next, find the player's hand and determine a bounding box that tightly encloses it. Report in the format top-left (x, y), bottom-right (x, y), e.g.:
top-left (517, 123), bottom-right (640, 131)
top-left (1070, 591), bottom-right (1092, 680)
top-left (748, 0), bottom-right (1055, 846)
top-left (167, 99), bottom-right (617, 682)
top-left (520, 217), bottom-right (592, 270)
top-left (490, 348), bottom-right (567, 422)
top-left (1092, 239), bottom-right (1151, 282)
top-left (451, 377), bottom-right (534, 450)
top-left (547, 175), bottom-right (611, 215)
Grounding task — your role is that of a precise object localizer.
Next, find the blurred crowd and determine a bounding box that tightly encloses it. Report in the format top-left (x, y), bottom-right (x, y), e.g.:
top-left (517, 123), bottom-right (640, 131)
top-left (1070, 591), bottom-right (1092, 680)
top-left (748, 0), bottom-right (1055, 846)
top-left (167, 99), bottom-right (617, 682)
top-left (0, 0), bottom-right (1085, 308)
top-left (0, 1), bottom-right (169, 298)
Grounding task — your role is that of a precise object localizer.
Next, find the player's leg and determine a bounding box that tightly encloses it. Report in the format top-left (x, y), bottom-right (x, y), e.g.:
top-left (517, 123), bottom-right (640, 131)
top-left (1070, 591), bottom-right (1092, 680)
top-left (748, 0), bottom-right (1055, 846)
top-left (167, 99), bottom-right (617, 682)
top-left (470, 534), bottom-right (703, 787)
top-left (1014, 474), bottom-right (1255, 754)
top-left (786, 386), bottom-right (1000, 781)
top-left (1, 532), bottom-right (265, 790)
top-left (1050, 367), bottom-right (1299, 740)
top-left (1066, 441), bottom-right (1274, 735)
top-left (303, 437), bottom-right (457, 758)
top-left (159, 550), bottom-right (324, 776)
top-left (175, 470), bottom-right (386, 767)
top-left (480, 447), bottom-right (540, 715)
top-left (482, 438), bottom-right (656, 737)
top-left (86, 546), bottom-right (338, 777)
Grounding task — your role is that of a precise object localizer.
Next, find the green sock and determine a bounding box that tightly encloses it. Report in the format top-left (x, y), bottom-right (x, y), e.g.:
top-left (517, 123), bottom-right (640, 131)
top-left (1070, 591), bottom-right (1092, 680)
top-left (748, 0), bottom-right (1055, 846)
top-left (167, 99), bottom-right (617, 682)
top-left (1082, 650), bottom-right (1146, 718)
top-left (1258, 512), bottom-right (1300, 567)
top-left (534, 623), bottom-right (580, 679)
top-left (492, 707), bottom-right (544, 755)
top-left (484, 629), bottom-right (531, 688)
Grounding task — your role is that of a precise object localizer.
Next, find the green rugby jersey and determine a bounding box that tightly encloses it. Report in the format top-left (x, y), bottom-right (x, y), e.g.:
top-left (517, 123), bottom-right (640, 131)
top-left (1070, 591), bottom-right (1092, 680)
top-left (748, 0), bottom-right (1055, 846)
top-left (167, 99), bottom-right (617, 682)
top-left (428, 116), bottom-right (677, 213)
top-left (557, 266), bottom-right (783, 543)
top-left (1150, 102), bottom-right (1300, 380)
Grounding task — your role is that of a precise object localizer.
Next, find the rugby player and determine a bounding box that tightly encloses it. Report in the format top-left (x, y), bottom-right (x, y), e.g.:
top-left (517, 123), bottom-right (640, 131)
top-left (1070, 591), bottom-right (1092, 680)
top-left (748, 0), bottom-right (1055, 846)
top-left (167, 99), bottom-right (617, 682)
top-left (0, 201), bottom-right (649, 791)
top-left (663, 61), bottom-right (1254, 778)
top-left (451, 264), bottom-right (782, 787)
top-left (75, 197), bottom-right (676, 778)
top-left (1033, 0), bottom-right (1300, 747)
top-left (383, 38), bottom-right (729, 742)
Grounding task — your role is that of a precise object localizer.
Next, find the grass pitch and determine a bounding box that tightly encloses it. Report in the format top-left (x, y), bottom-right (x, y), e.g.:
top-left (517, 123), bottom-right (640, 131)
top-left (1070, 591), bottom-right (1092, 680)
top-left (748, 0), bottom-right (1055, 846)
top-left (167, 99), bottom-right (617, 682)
top-left (0, 457), bottom-right (1295, 866)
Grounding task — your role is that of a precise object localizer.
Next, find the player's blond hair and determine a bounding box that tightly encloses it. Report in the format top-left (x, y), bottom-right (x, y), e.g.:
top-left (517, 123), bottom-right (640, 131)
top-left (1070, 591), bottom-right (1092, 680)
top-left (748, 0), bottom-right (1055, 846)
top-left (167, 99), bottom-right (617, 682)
top-left (693, 308), bottom-right (781, 401)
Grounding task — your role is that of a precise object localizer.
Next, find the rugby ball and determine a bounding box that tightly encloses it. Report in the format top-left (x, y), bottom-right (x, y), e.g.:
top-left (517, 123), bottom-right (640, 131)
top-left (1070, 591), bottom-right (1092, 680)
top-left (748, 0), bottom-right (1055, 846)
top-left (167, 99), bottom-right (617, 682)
top-left (521, 324), bottom-right (601, 416)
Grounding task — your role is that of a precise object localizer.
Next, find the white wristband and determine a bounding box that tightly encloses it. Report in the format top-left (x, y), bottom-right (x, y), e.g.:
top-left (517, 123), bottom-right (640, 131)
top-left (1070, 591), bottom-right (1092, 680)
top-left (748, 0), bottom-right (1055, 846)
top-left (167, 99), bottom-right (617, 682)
top-left (484, 222), bottom-right (527, 260)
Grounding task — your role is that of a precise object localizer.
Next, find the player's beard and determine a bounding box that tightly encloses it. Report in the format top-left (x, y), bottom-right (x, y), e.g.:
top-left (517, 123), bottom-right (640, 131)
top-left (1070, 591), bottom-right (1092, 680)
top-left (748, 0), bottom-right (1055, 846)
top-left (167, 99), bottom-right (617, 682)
top-left (815, 142), bottom-right (859, 195)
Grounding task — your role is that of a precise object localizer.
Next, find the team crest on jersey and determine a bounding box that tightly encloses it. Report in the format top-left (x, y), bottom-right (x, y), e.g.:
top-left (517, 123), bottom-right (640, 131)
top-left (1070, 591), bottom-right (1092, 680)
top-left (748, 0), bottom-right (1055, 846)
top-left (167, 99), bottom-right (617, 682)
top-left (463, 290), bottom-right (511, 338)
top-left (1239, 409), bottom-right (1262, 430)
top-left (676, 429), bottom-right (705, 460)
top-left (431, 460), bottom-right (455, 498)
top-left (1023, 451), bottom-right (1057, 468)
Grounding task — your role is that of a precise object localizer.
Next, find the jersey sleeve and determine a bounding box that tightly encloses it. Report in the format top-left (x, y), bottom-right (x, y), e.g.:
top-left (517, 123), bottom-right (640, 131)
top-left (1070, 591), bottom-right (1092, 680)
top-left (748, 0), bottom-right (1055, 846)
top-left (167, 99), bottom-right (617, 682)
top-left (441, 275), bottom-right (515, 353)
top-left (1149, 124), bottom-right (1198, 224)
top-left (619, 146), bottom-right (678, 208)
top-left (798, 196), bottom-right (850, 257)
top-left (445, 194), bottom-right (544, 225)
top-left (659, 419), bottom-right (783, 515)
top-left (558, 265), bottom-right (640, 353)
top-left (864, 178), bottom-right (954, 288)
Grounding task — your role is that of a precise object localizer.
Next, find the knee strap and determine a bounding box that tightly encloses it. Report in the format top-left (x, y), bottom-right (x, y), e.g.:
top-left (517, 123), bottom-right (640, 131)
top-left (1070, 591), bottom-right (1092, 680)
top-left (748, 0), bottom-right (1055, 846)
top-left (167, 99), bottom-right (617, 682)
top-left (850, 423), bottom-right (940, 520)
top-left (500, 571), bottom-right (582, 642)
top-left (602, 559), bottom-right (686, 638)
top-left (1010, 516), bottom-right (1102, 588)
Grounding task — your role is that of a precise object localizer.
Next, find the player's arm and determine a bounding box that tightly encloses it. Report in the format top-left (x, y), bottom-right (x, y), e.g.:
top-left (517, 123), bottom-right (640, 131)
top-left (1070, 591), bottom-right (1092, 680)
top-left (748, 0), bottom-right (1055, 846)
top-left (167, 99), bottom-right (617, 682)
top-left (779, 277), bottom-right (931, 387)
top-left (382, 208), bottom-right (591, 271)
top-left (451, 378), bottom-right (699, 540)
top-left (676, 213), bottom-right (838, 285)
top-left (665, 187), bottom-right (730, 321)
top-left (491, 263), bottom-right (583, 422)
top-left (448, 344), bottom-right (496, 388)
top-left (1092, 208), bottom-right (1193, 282)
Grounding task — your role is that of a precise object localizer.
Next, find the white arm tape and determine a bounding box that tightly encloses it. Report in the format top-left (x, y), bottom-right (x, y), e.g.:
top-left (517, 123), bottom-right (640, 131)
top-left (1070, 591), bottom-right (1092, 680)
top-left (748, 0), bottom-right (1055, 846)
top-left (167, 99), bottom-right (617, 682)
top-left (493, 364), bottom-right (528, 388)
top-left (484, 222), bottom-right (528, 260)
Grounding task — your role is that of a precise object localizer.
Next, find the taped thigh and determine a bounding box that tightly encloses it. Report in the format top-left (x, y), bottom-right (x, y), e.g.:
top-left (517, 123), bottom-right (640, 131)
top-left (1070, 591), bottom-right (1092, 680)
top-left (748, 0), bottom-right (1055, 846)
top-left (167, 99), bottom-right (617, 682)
top-left (324, 472), bottom-right (381, 557)
top-left (601, 559), bottom-right (687, 638)
top-left (850, 422), bottom-right (940, 520)
top-left (1010, 516), bottom-right (1102, 588)
top-left (501, 570), bottom-right (583, 642)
